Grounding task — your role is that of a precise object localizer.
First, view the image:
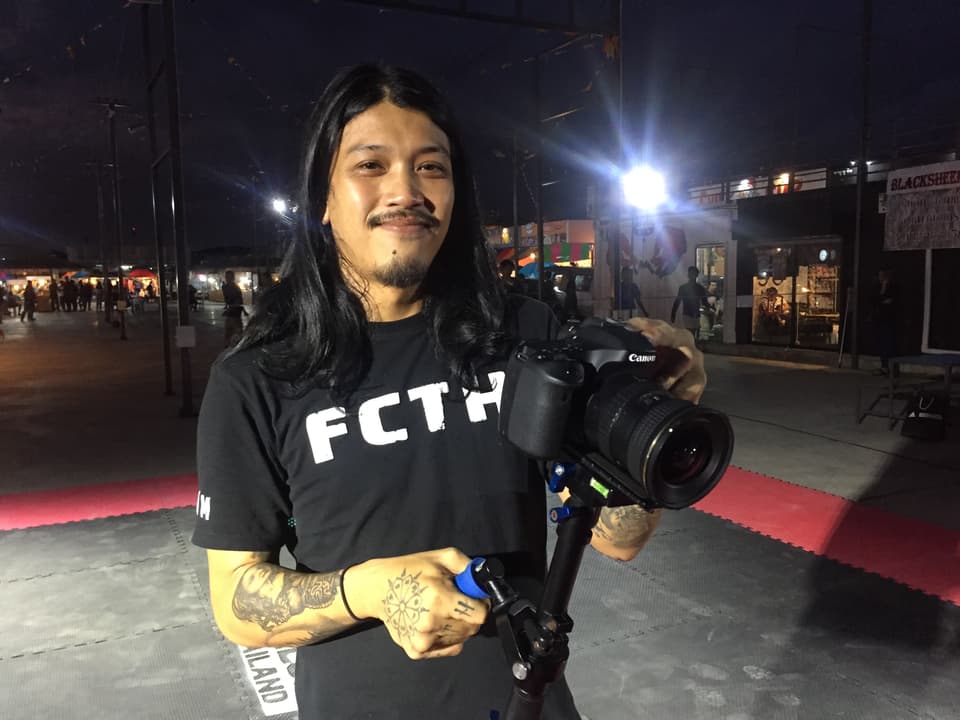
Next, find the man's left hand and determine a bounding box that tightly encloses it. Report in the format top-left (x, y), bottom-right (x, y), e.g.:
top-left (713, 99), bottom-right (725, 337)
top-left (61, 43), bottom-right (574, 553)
top-left (584, 317), bottom-right (708, 562)
top-left (624, 317), bottom-right (706, 404)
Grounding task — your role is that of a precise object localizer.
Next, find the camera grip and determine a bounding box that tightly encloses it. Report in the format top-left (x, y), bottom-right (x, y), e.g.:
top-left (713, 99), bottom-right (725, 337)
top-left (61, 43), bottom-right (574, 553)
top-left (454, 557), bottom-right (490, 599)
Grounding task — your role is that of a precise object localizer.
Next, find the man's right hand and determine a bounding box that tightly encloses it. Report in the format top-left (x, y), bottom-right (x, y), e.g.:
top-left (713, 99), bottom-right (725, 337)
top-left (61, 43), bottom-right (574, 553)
top-left (345, 547), bottom-right (489, 660)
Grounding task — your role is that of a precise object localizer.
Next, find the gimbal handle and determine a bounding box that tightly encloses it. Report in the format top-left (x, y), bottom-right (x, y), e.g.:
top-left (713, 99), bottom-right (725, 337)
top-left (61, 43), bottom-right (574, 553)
top-left (457, 464), bottom-right (601, 720)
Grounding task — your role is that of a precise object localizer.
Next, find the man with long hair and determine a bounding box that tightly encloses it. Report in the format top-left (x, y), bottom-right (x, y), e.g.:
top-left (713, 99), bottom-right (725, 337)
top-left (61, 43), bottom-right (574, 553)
top-left (193, 64), bottom-right (705, 718)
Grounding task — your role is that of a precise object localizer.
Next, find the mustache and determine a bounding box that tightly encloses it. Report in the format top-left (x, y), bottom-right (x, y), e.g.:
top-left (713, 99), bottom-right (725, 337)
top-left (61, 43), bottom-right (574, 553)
top-left (368, 209), bottom-right (440, 229)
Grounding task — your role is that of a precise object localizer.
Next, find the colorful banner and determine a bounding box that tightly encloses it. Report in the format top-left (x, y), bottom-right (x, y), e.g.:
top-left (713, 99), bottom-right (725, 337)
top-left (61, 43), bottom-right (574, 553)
top-left (549, 243), bottom-right (592, 263)
top-left (884, 160), bottom-right (960, 250)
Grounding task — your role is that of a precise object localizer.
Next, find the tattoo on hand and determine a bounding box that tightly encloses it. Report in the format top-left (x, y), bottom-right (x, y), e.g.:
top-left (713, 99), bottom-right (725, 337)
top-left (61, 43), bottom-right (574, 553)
top-left (233, 564), bottom-right (339, 632)
top-left (595, 506), bottom-right (661, 548)
top-left (453, 600), bottom-right (473, 617)
top-left (382, 569), bottom-right (429, 641)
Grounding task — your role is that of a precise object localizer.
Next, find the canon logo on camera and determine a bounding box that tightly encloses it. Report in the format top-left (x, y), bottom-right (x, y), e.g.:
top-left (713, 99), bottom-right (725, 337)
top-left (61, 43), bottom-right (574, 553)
top-left (628, 353), bottom-right (655, 363)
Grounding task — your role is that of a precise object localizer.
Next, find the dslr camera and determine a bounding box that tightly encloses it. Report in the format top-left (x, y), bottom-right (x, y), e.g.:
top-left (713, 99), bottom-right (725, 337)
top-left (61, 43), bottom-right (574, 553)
top-left (499, 318), bottom-right (733, 509)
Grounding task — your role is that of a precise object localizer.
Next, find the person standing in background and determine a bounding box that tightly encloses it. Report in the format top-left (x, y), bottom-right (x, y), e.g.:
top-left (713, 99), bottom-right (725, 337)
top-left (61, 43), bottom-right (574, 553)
top-left (872, 267), bottom-right (899, 376)
top-left (221, 270), bottom-right (247, 347)
top-left (671, 266), bottom-right (709, 340)
top-left (49, 280), bottom-right (60, 312)
top-left (20, 280), bottom-right (37, 322)
top-left (619, 267), bottom-right (649, 317)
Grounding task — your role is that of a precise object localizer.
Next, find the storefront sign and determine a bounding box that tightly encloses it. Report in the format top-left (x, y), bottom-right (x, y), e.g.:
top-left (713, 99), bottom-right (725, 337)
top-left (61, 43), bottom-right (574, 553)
top-left (884, 160), bottom-right (960, 250)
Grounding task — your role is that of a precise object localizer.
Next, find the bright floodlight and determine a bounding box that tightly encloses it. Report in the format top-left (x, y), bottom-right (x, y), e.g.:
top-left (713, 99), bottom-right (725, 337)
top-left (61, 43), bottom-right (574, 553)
top-left (622, 166), bottom-right (667, 210)
top-left (271, 198), bottom-right (288, 214)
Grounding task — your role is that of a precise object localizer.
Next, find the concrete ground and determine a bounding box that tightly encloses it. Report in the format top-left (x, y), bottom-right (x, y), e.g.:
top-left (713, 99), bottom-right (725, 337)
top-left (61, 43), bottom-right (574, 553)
top-left (1, 304), bottom-right (958, 719)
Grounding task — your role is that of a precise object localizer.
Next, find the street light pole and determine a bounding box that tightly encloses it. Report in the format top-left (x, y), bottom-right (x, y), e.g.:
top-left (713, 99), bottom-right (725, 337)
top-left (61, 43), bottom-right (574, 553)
top-left (850, 0), bottom-right (873, 370)
top-left (95, 97), bottom-right (131, 340)
top-left (512, 132), bottom-right (520, 267)
top-left (251, 179), bottom-right (259, 302)
top-left (109, 104), bottom-right (128, 341)
top-left (161, 0), bottom-right (195, 416)
top-left (92, 161), bottom-right (110, 324)
top-left (614, 0), bottom-right (625, 314)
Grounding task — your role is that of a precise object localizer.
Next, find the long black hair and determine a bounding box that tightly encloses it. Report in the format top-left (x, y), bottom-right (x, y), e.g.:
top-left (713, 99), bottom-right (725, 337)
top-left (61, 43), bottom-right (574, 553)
top-left (235, 64), bottom-right (509, 403)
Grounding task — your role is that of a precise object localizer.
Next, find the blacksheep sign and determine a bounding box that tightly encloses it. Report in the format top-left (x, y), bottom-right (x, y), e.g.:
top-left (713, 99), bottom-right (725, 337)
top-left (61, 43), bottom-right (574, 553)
top-left (884, 160), bottom-right (960, 250)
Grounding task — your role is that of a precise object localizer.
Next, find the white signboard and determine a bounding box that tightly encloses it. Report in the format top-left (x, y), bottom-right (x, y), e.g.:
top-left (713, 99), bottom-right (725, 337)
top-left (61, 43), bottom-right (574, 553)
top-left (175, 325), bottom-right (196, 348)
top-left (884, 160), bottom-right (960, 250)
top-left (239, 646), bottom-right (298, 716)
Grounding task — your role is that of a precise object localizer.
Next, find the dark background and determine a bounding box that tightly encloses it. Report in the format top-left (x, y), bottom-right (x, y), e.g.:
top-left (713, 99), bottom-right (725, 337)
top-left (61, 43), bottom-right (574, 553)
top-left (1, 0), bottom-right (959, 257)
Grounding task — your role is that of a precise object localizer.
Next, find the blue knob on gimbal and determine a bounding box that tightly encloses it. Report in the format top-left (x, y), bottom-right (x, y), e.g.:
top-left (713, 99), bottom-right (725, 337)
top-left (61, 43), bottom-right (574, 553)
top-left (548, 462), bottom-right (577, 493)
top-left (454, 557), bottom-right (490, 599)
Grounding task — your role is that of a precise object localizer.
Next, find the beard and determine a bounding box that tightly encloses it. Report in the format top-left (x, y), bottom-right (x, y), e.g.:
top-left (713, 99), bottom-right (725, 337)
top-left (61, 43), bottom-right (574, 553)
top-left (370, 255), bottom-right (431, 289)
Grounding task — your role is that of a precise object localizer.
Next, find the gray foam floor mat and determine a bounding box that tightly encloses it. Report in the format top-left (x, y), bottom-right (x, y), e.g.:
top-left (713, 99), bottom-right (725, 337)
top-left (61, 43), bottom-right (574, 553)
top-left (2, 505), bottom-right (957, 719)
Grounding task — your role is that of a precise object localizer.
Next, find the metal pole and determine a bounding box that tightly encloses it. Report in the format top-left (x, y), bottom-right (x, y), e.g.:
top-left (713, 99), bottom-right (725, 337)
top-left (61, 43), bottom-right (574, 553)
top-left (512, 132), bottom-right (520, 269)
top-left (251, 176), bottom-right (259, 302)
top-left (850, 0), bottom-right (872, 370)
top-left (613, 0), bottom-right (624, 313)
top-left (534, 57), bottom-right (545, 302)
top-left (108, 105), bottom-right (128, 341)
top-left (141, 4), bottom-right (174, 395)
top-left (162, 0), bottom-right (194, 416)
top-left (96, 161), bottom-right (110, 324)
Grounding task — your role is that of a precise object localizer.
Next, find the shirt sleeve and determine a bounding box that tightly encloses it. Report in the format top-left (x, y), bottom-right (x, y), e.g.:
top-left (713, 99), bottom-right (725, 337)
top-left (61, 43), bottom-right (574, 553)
top-left (191, 359), bottom-right (292, 552)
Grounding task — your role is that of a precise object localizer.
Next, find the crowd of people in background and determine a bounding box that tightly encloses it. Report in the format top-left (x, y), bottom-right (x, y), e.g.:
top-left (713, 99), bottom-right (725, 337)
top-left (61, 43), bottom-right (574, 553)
top-left (48, 277), bottom-right (96, 312)
top-left (0, 276), bottom-right (167, 323)
top-left (0, 272), bottom-right (252, 340)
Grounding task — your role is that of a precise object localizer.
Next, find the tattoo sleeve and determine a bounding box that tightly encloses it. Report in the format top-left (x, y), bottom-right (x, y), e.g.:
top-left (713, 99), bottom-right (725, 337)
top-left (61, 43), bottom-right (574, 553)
top-left (594, 505), bottom-right (662, 549)
top-left (232, 561), bottom-right (346, 641)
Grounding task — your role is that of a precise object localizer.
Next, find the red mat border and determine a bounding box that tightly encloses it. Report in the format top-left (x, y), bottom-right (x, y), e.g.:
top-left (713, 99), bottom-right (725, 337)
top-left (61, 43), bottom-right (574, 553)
top-left (0, 474), bottom-right (199, 530)
top-left (2, 467), bottom-right (957, 606)
top-left (694, 466), bottom-right (960, 606)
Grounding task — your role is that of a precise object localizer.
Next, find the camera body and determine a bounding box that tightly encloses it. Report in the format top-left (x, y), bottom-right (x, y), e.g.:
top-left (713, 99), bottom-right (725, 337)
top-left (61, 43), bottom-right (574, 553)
top-left (499, 318), bottom-right (733, 509)
top-left (500, 318), bottom-right (657, 459)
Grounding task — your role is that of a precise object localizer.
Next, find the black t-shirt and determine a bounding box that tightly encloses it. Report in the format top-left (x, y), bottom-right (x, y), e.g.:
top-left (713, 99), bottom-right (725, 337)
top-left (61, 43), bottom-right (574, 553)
top-left (676, 281), bottom-right (707, 318)
top-left (222, 282), bottom-right (245, 318)
top-left (193, 298), bottom-right (581, 719)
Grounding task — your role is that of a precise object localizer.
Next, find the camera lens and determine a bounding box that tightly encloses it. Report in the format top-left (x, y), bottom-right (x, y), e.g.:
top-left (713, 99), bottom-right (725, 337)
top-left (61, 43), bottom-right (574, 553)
top-left (584, 375), bottom-right (733, 509)
top-left (659, 424), bottom-right (711, 485)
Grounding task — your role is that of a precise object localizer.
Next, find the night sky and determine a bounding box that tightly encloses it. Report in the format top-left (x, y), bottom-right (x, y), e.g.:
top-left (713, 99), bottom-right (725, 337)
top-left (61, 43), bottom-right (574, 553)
top-left (1, 0), bottom-right (958, 259)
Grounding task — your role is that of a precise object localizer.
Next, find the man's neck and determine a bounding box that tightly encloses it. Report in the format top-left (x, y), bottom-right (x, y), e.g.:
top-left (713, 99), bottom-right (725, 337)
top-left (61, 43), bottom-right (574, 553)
top-left (363, 286), bottom-right (424, 322)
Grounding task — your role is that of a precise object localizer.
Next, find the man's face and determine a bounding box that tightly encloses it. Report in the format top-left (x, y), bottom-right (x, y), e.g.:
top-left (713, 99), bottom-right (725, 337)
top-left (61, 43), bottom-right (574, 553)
top-left (322, 101), bottom-right (454, 291)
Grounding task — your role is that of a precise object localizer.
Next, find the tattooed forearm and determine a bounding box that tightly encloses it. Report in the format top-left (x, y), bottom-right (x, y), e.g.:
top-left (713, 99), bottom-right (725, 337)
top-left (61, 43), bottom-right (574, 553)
top-left (382, 569), bottom-right (429, 641)
top-left (594, 506), bottom-right (662, 549)
top-left (233, 564), bottom-right (340, 632)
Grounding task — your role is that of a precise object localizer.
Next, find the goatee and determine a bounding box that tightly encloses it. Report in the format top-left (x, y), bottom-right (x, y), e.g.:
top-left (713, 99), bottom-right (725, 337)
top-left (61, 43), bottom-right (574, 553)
top-left (372, 256), bottom-right (430, 289)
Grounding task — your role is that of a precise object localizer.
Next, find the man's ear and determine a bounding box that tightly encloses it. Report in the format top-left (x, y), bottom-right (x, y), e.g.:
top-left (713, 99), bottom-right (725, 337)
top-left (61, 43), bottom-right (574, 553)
top-left (321, 207), bottom-right (329, 225)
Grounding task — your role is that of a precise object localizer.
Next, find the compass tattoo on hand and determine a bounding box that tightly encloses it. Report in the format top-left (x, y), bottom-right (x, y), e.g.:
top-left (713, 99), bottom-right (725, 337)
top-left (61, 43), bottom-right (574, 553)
top-left (382, 569), bottom-right (430, 640)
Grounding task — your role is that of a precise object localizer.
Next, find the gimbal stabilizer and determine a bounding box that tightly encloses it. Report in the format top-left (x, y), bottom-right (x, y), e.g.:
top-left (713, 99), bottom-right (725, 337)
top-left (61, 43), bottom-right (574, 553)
top-left (457, 461), bottom-right (631, 720)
